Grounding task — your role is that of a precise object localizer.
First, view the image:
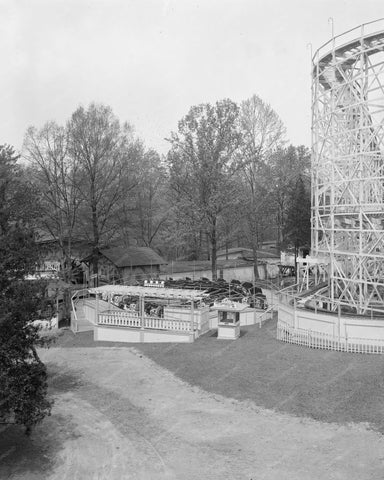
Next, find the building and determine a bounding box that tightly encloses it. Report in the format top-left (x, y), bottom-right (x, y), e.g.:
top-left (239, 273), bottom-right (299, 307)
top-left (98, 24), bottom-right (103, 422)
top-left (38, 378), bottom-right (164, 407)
top-left (35, 230), bottom-right (90, 282)
top-left (82, 246), bottom-right (167, 284)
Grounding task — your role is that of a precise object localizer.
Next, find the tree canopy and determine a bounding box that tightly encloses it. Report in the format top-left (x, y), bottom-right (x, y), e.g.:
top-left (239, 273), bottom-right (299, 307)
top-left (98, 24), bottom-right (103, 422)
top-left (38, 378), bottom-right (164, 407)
top-left (167, 99), bottom-right (242, 279)
top-left (22, 97), bottom-right (312, 281)
top-left (0, 145), bottom-right (52, 434)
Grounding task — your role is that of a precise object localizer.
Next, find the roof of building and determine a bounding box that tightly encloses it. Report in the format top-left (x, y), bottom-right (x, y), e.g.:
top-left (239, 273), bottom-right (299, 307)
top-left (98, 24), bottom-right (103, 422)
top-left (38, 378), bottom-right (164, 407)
top-left (217, 247), bottom-right (280, 260)
top-left (161, 258), bottom-right (267, 275)
top-left (88, 246), bottom-right (167, 267)
top-left (245, 250), bottom-right (280, 260)
top-left (34, 229), bottom-right (89, 245)
top-left (217, 247), bottom-right (253, 256)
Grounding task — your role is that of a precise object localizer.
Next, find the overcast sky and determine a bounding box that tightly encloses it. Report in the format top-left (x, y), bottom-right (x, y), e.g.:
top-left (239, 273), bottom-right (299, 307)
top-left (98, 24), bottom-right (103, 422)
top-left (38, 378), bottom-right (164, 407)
top-left (2, 0), bottom-right (384, 155)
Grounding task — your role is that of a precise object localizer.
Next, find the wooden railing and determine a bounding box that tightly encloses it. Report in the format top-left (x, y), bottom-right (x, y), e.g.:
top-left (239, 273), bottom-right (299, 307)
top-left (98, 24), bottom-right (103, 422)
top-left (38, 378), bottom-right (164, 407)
top-left (98, 310), bottom-right (193, 332)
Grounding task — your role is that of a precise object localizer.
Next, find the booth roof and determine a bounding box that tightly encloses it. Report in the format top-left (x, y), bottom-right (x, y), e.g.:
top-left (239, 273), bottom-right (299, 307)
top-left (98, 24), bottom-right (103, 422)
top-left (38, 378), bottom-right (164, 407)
top-left (88, 285), bottom-right (207, 300)
top-left (212, 302), bottom-right (248, 312)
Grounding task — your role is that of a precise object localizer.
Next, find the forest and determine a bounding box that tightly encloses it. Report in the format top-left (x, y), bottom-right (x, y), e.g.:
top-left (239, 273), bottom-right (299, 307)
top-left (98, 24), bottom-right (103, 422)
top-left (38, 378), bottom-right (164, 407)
top-left (14, 94), bottom-right (311, 281)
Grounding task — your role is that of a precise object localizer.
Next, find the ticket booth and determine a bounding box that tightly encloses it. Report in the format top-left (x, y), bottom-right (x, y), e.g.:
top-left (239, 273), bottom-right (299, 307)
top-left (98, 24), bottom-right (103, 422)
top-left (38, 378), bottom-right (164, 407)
top-left (214, 302), bottom-right (248, 340)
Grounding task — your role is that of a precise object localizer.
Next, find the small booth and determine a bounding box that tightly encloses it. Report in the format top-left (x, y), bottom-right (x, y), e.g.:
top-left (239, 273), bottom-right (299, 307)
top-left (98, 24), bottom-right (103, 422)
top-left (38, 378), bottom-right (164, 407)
top-left (213, 300), bottom-right (248, 340)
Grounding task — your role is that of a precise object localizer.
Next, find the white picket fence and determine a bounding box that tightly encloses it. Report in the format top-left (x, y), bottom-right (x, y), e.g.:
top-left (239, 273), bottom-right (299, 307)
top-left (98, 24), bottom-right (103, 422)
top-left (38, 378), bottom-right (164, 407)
top-left (98, 310), bottom-right (193, 332)
top-left (277, 320), bottom-right (384, 354)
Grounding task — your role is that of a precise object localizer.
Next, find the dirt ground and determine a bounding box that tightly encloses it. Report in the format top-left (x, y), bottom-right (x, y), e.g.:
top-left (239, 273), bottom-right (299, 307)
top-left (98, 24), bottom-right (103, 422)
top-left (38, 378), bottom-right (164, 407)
top-left (1, 345), bottom-right (384, 480)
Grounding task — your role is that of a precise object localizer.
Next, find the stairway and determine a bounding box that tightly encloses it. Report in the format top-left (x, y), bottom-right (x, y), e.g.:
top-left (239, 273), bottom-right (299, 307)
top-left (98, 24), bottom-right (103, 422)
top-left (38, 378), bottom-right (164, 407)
top-left (72, 301), bottom-right (95, 333)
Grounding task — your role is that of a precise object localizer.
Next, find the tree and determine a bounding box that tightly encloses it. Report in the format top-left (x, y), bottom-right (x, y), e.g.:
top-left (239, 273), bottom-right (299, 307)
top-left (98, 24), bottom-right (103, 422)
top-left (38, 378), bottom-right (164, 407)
top-left (283, 174), bottom-right (311, 276)
top-left (269, 145), bottom-right (311, 248)
top-left (167, 99), bottom-right (242, 279)
top-left (23, 121), bottom-right (82, 283)
top-left (116, 144), bottom-right (170, 249)
top-left (239, 94), bottom-right (286, 279)
top-left (0, 145), bottom-right (52, 434)
top-left (0, 145), bottom-right (40, 233)
top-left (67, 103), bottom-right (135, 283)
top-left (133, 149), bottom-right (169, 248)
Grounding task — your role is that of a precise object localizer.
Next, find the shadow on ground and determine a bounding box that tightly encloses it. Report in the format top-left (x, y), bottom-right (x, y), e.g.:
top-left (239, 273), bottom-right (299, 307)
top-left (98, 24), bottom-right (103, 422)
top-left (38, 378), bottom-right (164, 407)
top-left (0, 365), bottom-right (84, 479)
top-left (48, 363), bottom-right (85, 394)
top-left (0, 412), bottom-right (80, 480)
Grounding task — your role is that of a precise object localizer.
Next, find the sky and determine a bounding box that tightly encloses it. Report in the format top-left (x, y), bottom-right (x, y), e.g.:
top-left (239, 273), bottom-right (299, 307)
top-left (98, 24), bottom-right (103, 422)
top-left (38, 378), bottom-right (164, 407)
top-left (2, 0), bottom-right (384, 156)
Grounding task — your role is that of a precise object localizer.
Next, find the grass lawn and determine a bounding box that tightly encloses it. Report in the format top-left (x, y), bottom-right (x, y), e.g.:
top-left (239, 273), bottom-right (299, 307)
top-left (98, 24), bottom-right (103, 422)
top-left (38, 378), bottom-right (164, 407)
top-left (55, 315), bottom-right (384, 433)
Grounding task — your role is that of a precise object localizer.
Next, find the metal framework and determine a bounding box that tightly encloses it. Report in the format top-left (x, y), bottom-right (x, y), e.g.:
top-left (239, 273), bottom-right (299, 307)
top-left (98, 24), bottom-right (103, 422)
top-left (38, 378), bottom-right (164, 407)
top-left (312, 20), bottom-right (384, 314)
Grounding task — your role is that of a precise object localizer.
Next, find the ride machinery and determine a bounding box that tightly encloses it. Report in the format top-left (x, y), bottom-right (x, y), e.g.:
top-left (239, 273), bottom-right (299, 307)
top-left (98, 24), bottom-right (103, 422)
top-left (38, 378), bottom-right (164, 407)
top-left (311, 20), bottom-right (384, 315)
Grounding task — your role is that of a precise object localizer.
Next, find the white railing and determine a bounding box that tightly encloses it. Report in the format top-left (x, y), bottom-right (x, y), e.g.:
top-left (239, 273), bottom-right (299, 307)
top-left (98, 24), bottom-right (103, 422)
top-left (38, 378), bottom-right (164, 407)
top-left (257, 306), bottom-right (274, 328)
top-left (71, 288), bottom-right (90, 334)
top-left (144, 316), bottom-right (192, 331)
top-left (277, 320), bottom-right (384, 354)
top-left (98, 310), bottom-right (193, 332)
top-left (314, 18), bottom-right (384, 64)
top-left (99, 310), bottom-right (141, 328)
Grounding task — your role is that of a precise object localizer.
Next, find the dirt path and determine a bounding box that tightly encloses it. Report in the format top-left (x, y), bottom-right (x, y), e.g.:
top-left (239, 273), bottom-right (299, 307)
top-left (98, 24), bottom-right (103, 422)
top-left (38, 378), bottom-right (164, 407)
top-left (4, 346), bottom-right (384, 479)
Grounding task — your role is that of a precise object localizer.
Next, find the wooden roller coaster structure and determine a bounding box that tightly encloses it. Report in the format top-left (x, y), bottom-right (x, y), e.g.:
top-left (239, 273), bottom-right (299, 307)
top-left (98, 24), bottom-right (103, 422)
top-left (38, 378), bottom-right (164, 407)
top-left (311, 19), bottom-right (384, 315)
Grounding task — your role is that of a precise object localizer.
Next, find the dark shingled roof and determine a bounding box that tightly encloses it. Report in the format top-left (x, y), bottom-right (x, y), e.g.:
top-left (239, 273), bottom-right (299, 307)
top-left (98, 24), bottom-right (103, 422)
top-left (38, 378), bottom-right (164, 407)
top-left (99, 246), bottom-right (166, 268)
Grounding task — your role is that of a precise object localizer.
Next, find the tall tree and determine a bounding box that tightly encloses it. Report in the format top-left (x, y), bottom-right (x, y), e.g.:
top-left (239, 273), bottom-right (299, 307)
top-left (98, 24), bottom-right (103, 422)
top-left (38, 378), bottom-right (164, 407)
top-left (283, 174), bottom-right (311, 276)
top-left (67, 103), bottom-right (134, 282)
top-left (167, 99), bottom-right (242, 279)
top-left (117, 144), bottom-right (169, 249)
top-left (133, 149), bottom-right (169, 248)
top-left (23, 121), bottom-right (82, 283)
top-left (0, 145), bottom-right (52, 434)
top-left (239, 94), bottom-right (286, 279)
top-left (269, 145), bottom-right (311, 248)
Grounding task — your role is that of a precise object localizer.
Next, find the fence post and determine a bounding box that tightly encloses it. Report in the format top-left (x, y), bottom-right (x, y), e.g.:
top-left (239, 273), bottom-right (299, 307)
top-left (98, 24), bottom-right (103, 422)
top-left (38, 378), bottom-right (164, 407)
top-left (95, 292), bottom-right (99, 325)
top-left (190, 300), bottom-right (195, 336)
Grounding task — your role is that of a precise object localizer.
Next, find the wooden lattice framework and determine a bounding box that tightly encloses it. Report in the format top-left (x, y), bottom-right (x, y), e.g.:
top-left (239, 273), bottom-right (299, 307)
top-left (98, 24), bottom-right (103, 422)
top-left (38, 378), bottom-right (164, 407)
top-left (312, 20), bottom-right (384, 314)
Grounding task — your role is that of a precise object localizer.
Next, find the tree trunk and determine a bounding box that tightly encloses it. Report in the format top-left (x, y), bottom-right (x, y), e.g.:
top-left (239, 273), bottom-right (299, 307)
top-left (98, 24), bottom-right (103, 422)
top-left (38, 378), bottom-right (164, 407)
top-left (211, 221), bottom-right (217, 281)
top-left (250, 213), bottom-right (260, 280)
top-left (91, 187), bottom-right (99, 287)
top-left (252, 241), bottom-right (259, 280)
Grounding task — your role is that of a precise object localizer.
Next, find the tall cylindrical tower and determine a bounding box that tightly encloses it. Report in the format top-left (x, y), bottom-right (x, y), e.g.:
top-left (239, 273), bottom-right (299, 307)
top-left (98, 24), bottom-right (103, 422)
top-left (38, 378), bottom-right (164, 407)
top-left (312, 20), bottom-right (384, 314)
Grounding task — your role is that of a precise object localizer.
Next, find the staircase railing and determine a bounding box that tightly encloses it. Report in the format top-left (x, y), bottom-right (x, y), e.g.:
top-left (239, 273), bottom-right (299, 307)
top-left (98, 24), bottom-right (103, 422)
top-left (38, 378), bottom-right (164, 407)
top-left (70, 288), bottom-right (90, 334)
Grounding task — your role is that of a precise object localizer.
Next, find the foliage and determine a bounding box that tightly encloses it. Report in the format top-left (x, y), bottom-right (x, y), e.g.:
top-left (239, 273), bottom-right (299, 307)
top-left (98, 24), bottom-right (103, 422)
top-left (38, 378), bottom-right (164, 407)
top-left (0, 145), bottom-right (40, 234)
top-left (23, 121), bottom-right (82, 283)
top-left (269, 145), bottom-right (311, 248)
top-left (167, 99), bottom-right (242, 278)
top-left (66, 103), bottom-right (137, 280)
top-left (283, 174), bottom-right (311, 249)
top-left (238, 94), bottom-right (286, 278)
top-left (0, 145), bottom-right (52, 434)
top-left (22, 96), bottom-right (313, 273)
top-left (117, 144), bottom-right (170, 249)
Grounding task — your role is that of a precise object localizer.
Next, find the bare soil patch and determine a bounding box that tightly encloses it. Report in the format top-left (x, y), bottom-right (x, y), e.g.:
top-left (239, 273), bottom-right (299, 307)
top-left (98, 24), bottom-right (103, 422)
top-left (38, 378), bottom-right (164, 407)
top-left (55, 317), bottom-right (384, 432)
top-left (2, 320), bottom-right (384, 479)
